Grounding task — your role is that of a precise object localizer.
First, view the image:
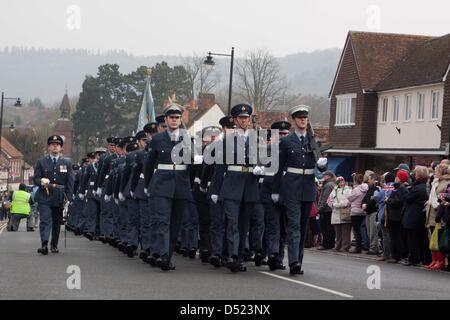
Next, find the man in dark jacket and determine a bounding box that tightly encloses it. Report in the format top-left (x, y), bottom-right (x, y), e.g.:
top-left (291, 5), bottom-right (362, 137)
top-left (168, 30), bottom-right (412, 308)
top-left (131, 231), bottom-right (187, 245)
top-left (317, 171), bottom-right (336, 250)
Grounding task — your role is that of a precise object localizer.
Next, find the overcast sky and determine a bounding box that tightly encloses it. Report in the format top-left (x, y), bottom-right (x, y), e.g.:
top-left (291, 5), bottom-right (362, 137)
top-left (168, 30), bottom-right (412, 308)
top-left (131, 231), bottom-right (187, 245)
top-left (1, 0), bottom-right (449, 57)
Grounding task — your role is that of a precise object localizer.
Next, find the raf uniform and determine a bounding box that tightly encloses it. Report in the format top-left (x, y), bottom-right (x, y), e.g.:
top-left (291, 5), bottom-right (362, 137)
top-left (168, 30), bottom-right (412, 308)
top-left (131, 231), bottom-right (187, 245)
top-left (66, 164), bottom-right (81, 232)
top-left (130, 123), bottom-right (158, 264)
top-left (210, 104), bottom-right (264, 272)
top-left (79, 152), bottom-right (101, 240)
top-left (34, 135), bottom-right (74, 254)
top-left (144, 104), bottom-right (193, 271)
top-left (96, 137), bottom-right (119, 242)
top-left (272, 106), bottom-right (327, 275)
top-left (119, 137), bottom-right (142, 258)
top-left (208, 115), bottom-right (235, 267)
top-left (261, 121), bottom-right (291, 271)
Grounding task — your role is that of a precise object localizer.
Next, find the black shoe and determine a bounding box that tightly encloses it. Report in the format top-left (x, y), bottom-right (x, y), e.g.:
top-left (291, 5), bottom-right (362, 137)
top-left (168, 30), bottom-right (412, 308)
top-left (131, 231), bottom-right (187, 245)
top-left (159, 256), bottom-right (175, 271)
top-left (188, 248), bottom-right (197, 259)
top-left (85, 232), bottom-right (94, 241)
top-left (255, 252), bottom-right (263, 267)
top-left (174, 242), bottom-right (182, 254)
top-left (268, 254), bottom-right (277, 271)
top-left (27, 228), bottom-right (35, 232)
top-left (289, 262), bottom-right (303, 275)
top-left (147, 254), bottom-right (159, 267)
top-left (402, 260), bottom-right (417, 266)
top-left (181, 247), bottom-right (189, 257)
top-left (238, 263), bottom-right (247, 272)
top-left (209, 255), bottom-right (221, 268)
top-left (51, 246), bottom-right (59, 253)
top-left (227, 256), bottom-right (239, 273)
top-left (200, 250), bottom-right (211, 263)
top-left (98, 235), bottom-right (106, 243)
top-left (126, 246), bottom-right (137, 258)
top-left (139, 251), bottom-right (148, 262)
top-left (37, 246), bottom-right (48, 255)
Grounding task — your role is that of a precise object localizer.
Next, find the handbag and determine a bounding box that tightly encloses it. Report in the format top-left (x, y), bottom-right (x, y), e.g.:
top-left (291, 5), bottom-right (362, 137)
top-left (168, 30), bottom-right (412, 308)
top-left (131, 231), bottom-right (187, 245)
top-left (429, 223), bottom-right (440, 252)
top-left (438, 225), bottom-right (449, 253)
top-left (336, 189), bottom-right (351, 222)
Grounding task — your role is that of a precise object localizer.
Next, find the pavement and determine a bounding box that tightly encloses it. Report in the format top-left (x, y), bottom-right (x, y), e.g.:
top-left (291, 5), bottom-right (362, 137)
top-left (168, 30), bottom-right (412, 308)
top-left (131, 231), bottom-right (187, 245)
top-left (1, 221), bottom-right (450, 300)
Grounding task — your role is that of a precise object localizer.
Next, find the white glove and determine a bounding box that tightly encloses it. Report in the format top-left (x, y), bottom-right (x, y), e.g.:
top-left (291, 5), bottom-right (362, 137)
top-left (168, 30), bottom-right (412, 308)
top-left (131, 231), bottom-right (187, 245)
top-left (144, 188), bottom-right (150, 197)
top-left (78, 193), bottom-right (84, 200)
top-left (317, 157), bottom-right (327, 168)
top-left (114, 199), bottom-right (119, 205)
top-left (194, 154), bottom-right (204, 165)
top-left (199, 187), bottom-right (207, 193)
top-left (271, 194), bottom-right (280, 203)
top-left (252, 166), bottom-right (264, 176)
top-left (104, 194), bottom-right (111, 203)
top-left (40, 178), bottom-right (50, 186)
top-left (96, 187), bottom-right (103, 196)
top-left (211, 194), bottom-right (219, 204)
top-left (118, 192), bottom-right (125, 202)
top-left (130, 191), bottom-right (135, 198)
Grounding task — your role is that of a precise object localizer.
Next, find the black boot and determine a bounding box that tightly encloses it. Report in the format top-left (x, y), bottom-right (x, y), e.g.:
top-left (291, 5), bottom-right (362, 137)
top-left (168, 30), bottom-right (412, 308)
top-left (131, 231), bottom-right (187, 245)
top-left (37, 246), bottom-right (48, 255)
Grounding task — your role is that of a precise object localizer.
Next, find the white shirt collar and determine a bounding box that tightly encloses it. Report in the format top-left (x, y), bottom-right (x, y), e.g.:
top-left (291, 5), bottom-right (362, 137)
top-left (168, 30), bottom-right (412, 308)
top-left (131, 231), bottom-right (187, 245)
top-left (236, 128), bottom-right (249, 137)
top-left (168, 128), bottom-right (180, 141)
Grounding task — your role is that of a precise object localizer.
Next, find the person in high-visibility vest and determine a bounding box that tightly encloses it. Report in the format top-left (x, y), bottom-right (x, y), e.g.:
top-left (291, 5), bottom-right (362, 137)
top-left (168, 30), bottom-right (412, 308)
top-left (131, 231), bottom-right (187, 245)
top-left (10, 184), bottom-right (34, 232)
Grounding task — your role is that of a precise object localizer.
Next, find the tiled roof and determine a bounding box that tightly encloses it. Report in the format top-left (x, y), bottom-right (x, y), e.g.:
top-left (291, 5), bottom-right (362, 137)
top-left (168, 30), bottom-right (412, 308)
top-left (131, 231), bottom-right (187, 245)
top-left (349, 31), bottom-right (434, 91)
top-left (0, 137), bottom-right (23, 158)
top-left (376, 34), bottom-right (450, 91)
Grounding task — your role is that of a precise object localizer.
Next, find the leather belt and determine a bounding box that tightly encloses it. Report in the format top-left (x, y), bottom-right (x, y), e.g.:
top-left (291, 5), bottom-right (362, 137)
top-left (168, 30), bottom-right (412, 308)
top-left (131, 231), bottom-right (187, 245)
top-left (227, 165), bottom-right (253, 173)
top-left (157, 164), bottom-right (187, 171)
top-left (286, 167), bottom-right (315, 175)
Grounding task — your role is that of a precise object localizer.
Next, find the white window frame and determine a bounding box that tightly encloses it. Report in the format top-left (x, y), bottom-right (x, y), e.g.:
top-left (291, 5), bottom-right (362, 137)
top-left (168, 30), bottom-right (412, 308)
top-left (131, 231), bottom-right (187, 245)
top-left (392, 96), bottom-right (400, 123)
top-left (404, 94), bottom-right (412, 122)
top-left (431, 90), bottom-right (440, 120)
top-left (417, 92), bottom-right (425, 121)
top-left (381, 97), bottom-right (388, 123)
top-left (335, 93), bottom-right (356, 127)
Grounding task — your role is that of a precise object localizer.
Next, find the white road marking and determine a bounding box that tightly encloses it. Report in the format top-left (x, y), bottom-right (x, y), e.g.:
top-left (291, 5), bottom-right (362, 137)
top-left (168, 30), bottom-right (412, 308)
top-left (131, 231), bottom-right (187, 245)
top-left (259, 271), bottom-right (354, 299)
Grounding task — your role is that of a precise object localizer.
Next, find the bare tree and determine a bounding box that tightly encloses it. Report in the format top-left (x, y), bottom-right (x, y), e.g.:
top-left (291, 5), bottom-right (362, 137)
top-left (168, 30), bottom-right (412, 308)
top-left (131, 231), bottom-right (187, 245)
top-left (236, 49), bottom-right (287, 111)
top-left (184, 55), bottom-right (219, 99)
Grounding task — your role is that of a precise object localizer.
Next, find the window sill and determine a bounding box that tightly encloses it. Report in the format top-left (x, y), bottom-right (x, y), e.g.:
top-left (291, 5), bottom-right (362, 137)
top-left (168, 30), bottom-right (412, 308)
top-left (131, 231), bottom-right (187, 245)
top-left (335, 123), bottom-right (356, 128)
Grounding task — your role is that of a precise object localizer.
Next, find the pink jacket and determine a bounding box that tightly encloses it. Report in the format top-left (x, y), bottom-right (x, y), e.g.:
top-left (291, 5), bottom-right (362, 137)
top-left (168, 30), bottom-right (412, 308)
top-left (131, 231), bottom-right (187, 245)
top-left (347, 183), bottom-right (369, 216)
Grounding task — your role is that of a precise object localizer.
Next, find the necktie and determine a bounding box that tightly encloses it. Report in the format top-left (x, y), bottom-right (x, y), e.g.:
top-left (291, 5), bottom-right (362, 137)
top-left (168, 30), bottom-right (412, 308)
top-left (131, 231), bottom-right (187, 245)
top-left (300, 135), bottom-right (305, 146)
top-left (53, 158), bottom-right (57, 166)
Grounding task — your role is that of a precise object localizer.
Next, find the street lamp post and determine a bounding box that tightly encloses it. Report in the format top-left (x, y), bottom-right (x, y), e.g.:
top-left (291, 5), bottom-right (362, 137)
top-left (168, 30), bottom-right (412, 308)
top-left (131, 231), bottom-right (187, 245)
top-left (204, 47), bottom-right (235, 115)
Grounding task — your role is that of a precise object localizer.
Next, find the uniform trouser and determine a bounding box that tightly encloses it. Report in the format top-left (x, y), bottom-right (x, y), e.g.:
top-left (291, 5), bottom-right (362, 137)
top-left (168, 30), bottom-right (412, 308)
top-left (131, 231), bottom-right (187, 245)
top-left (283, 199), bottom-right (312, 266)
top-left (86, 198), bottom-right (100, 235)
top-left (223, 200), bottom-right (257, 260)
top-left (153, 196), bottom-right (185, 261)
top-left (263, 203), bottom-right (283, 256)
top-left (38, 204), bottom-right (62, 247)
top-left (210, 200), bottom-right (226, 257)
top-left (118, 201), bottom-right (128, 243)
top-left (112, 201), bottom-right (121, 239)
top-left (250, 203), bottom-right (265, 253)
top-left (148, 197), bottom-right (158, 254)
top-left (196, 200), bottom-right (211, 252)
top-left (76, 200), bottom-right (89, 231)
top-left (10, 214), bottom-right (29, 231)
top-left (70, 200), bottom-right (83, 229)
top-left (138, 198), bottom-right (151, 251)
top-left (100, 194), bottom-right (114, 237)
top-left (185, 201), bottom-right (199, 249)
top-left (127, 198), bottom-right (140, 248)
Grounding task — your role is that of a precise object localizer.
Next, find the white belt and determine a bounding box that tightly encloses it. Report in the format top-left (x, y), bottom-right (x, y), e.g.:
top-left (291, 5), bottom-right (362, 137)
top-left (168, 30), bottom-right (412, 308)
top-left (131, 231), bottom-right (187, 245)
top-left (139, 173), bottom-right (144, 179)
top-left (89, 182), bottom-right (95, 186)
top-left (194, 177), bottom-right (201, 184)
top-left (264, 171), bottom-right (275, 176)
top-left (286, 167), bottom-right (315, 175)
top-left (227, 165), bottom-right (253, 173)
top-left (157, 164), bottom-right (187, 171)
